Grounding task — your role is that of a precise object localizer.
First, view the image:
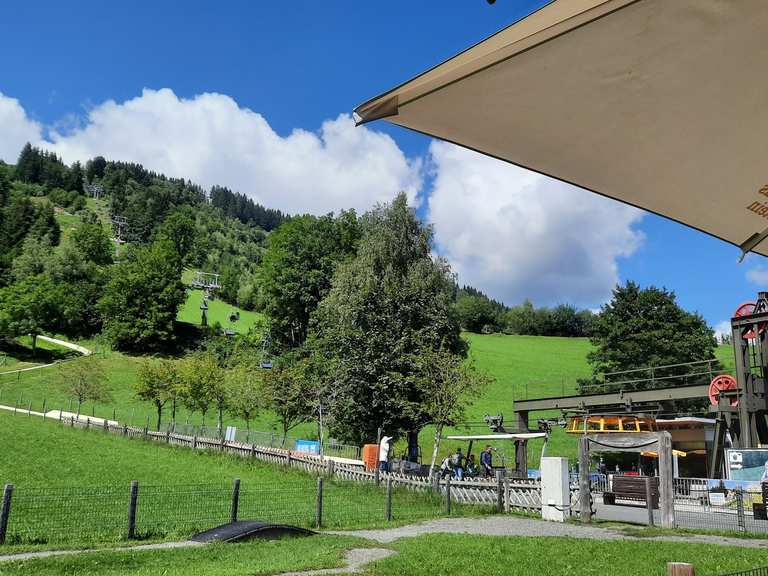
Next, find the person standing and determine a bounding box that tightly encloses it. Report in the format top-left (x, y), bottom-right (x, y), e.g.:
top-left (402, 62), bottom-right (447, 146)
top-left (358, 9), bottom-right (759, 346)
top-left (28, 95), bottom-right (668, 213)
top-left (480, 445), bottom-right (493, 478)
top-left (452, 447), bottom-right (465, 480)
top-left (379, 435), bottom-right (392, 472)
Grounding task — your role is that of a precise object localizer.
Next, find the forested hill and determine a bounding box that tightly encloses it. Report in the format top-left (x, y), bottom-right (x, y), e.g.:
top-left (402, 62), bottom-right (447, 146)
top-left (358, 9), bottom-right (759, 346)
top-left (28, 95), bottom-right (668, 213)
top-left (0, 144), bottom-right (290, 324)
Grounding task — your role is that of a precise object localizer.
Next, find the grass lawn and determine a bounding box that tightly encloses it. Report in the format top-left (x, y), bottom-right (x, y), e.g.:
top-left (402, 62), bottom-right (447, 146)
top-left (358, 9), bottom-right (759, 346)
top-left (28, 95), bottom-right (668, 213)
top-left (2, 533), bottom-right (765, 576)
top-left (0, 535), bottom-right (368, 576)
top-left (0, 410), bottom-right (478, 547)
top-left (367, 533), bottom-right (767, 576)
top-left (177, 289), bottom-right (264, 334)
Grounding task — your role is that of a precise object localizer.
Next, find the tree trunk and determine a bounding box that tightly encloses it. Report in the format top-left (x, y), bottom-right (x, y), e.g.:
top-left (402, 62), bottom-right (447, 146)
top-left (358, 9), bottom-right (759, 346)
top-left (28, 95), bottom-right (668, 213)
top-left (171, 398), bottom-right (177, 427)
top-left (76, 398), bottom-right (83, 418)
top-left (155, 402), bottom-right (162, 432)
top-left (429, 425), bottom-right (444, 477)
top-left (281, 423), bottom-right (288, 448)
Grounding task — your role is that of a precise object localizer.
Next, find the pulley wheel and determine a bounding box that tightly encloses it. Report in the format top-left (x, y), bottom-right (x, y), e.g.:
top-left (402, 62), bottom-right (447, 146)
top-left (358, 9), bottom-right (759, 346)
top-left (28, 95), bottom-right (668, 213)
top-left (708, 374), bottom-right (738, 407)
top-left (733, 302), bottom-right (765, 339)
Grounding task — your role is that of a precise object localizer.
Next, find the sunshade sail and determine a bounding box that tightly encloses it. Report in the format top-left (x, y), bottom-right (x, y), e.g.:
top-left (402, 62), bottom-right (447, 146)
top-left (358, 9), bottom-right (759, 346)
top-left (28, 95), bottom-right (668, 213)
top-left (355, 0), bottom-right (768, 257)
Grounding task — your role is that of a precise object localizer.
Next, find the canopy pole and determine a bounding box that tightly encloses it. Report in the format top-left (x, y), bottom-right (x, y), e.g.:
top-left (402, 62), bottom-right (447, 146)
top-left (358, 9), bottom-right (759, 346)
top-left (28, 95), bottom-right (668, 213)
top-left (738, 226), bottom-right (768, 262)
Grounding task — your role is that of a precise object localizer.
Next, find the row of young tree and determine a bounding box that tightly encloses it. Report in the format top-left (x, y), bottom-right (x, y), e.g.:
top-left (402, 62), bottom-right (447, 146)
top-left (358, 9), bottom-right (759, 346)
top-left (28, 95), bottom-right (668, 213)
top-left (455, 289), bottom-right (595, 337)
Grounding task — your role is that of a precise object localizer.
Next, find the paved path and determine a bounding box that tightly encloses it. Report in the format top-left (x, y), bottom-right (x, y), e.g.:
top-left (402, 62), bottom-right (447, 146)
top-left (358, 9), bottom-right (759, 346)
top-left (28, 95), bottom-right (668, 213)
top-left (0, 336), bottom-right (91, 376)
top-left (326, 515), bottom-right (768, 549)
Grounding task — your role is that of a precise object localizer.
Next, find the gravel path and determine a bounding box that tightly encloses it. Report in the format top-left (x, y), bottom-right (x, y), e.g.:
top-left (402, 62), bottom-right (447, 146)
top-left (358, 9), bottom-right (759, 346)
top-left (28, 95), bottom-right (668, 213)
top-left (277, 548), bottom-right (395, 575)
top-left (326, 516), bottom-right (768, 549)
top-left (0, 540), bottom-right (204, 563)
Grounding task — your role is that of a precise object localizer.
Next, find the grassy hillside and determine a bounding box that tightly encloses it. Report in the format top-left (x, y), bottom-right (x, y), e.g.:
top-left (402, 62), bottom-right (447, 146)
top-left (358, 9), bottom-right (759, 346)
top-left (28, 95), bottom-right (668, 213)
top-left (0, 410), bottom-right (472, 546)
top-left (177, 289), bottom-right (264, 334)
top-left (1, 329), bottom-right (735, 471)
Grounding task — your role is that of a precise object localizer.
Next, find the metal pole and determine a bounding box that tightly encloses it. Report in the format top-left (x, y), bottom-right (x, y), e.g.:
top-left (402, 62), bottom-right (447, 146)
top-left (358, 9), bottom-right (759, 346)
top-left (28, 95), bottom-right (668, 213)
top-left (496, 470), bottom-right (504, 513)
top-left (578, 436), bottom-right (591, 523)
top-left (0, 484), bottom-right (14, 545)
top-left (386, 477), bottom-right (393, 521)
top-left (230, 478), bottom-right (241, 524)
top-left (645, 477), bottom-right (655, 526)
top-left (315, 477), bottom-right (323, 528)
top-left (127, 481), bottom-right (139, 539)
top-left (445, 475), bottom-right (452, 515)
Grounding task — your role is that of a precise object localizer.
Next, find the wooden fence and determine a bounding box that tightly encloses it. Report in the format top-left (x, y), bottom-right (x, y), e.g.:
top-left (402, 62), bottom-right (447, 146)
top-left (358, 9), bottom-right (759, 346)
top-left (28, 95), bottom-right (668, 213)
top-left (56, 414), bottom-right (543, 512)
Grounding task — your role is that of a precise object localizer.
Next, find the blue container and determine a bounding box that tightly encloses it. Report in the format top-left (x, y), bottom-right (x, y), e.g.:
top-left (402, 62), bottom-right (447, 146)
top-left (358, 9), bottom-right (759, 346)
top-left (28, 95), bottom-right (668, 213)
top-left (295, 439), bottom-right (321, 454)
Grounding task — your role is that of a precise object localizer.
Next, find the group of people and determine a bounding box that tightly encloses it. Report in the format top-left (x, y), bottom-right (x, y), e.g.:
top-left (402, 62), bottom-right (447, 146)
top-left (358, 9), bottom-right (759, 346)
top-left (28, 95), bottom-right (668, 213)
top-left (439, 445), bottom-right (495, 480)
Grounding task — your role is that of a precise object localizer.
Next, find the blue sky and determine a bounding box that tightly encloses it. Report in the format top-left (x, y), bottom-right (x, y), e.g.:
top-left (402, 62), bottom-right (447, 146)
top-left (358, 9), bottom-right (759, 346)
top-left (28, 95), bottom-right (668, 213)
top-left (1, 0), bottom-right (764, 331)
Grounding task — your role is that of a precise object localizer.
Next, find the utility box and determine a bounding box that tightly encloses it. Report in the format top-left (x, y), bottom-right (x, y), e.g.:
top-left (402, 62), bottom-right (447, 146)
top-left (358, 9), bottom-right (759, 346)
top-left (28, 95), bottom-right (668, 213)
top-left (541, 457), bottom-right (569, 522)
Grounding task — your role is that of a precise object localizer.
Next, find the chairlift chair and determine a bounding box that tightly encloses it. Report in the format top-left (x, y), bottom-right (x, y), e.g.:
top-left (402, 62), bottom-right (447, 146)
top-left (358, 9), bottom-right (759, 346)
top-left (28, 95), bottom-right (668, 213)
top-left (260, 334), bottom-right (273, 369)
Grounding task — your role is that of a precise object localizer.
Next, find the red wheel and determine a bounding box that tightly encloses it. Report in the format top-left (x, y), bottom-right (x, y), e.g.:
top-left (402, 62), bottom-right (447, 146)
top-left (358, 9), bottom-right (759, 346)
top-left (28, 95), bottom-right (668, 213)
top-left (734, 302), bottom-right (765, 339)
top-left (708, 375), bottom-right (738, 407)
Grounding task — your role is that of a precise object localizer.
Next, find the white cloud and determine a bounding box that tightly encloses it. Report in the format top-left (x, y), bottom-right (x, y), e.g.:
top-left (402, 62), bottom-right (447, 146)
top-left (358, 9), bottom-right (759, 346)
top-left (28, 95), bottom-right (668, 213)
top-left (746, 266), bottom-right (768, 286)
top-left (38, 88), bottom-right (422, 215)
top-left (713, 321), bottom-right (731, 342)
top-left (0, 93), bottom-right (42, 163)
top-left (427, 142), bottom-right (644, 308)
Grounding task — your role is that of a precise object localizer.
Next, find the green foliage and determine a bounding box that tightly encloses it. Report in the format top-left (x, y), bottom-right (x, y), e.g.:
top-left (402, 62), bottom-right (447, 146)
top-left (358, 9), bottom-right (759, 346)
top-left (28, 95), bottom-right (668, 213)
top-left (455, 293), bottom-right (500, 333)
top-left (260, 356), bottom-right (314, 445)
top-left (58, 357), bottom-right (111, 414)
top-left (99, 239), bottom-right (186, 352)
top-left (210, 184), bottom-right (286, 231)
top-left (582, 281), bottom-right (717, 392)
top-left (154, 207), bottom-right (196, 263)
top-left (0, 274), bottom-right (60, 353)
top-left (135, 358), bottom-right (182, 430)
top-left (72, 221), bottom-right (114, 265)
top-left (226, 360), bottom-right (262, 431)
top-left (310, 194), bottom-right (465, 444)
top-left (502, 299), bottom-right (593, 337)
top-left (179, 351), bottom-right (226, 429)
top-left (260, 211), bottom-right (361, 348)
top-left (413, 346), bottom-right (492, 473)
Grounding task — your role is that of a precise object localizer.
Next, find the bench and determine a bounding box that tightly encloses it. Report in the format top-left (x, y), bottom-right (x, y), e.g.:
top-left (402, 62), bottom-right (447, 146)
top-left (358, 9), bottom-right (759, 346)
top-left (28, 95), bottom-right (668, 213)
top-left (602, 475), bottom-right (659, 509)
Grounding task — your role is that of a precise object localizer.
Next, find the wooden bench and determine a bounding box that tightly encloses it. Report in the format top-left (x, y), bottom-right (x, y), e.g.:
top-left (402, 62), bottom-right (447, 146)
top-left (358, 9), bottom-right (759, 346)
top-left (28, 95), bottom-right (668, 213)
top-left (602, 475), bottom-right (659, 509)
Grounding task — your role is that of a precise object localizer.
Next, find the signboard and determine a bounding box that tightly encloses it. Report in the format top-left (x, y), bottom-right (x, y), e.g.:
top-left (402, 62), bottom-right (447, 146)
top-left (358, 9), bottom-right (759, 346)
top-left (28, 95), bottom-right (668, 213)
top-left (295, 440), bottom-right (321, 455)
top-left (726, 449), bottom-right (768, 481)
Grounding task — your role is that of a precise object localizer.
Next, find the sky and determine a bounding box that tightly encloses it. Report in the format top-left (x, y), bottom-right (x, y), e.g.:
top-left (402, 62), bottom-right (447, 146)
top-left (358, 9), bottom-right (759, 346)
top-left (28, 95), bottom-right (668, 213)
top-left (1, 0), bottom-right (764, 334)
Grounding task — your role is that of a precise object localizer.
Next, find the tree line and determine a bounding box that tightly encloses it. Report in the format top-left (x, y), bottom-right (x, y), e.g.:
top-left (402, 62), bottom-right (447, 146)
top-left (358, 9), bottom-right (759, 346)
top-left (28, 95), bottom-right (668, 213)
top-left (455, 288), bottom-right (595, 337)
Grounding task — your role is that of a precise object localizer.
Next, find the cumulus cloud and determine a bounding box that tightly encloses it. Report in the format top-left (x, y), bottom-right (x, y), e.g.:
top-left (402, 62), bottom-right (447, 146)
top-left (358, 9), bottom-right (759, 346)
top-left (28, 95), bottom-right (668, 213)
top-left (38, 88), bottom-right (422, 215)
top-left (0, 93), bottom-right (42, 163)
top-left (427, 142), bottom-right (644, 308)
top-left (713, 321), bottom-right (731, 342)
top-left (746, 266), bottom-right (768, 286)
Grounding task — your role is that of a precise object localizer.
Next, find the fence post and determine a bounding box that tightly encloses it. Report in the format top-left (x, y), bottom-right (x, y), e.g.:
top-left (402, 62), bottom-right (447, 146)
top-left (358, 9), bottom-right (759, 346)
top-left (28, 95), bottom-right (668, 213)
top-left (287, 451), bottom-right (292, 467)
top-left (432, 472), bottom-right (440, 494)
top-left (27, 401), bottom-right (31, 416)
top-left (645, 477), bottom-right (654, 527)
top-left (667, 563), bottom-right (695, 576)
top-left (504, 477), bottom-right (511, 513)
top-left (103, 419), bottom-right (108, 433)
top-left (326, 459), bottom-right (335, 478)
top-left (123, 424), bottom-right (128, 436)
top-left (166, 429), bottom-right (170, 443)
top-left (578, 436), bottom-right (591, 523)
top-left (386, 477), bottom-right (393, 522)
top-left (192, 435), bottom-right (198, 450)
top-left (127, 481), bottom-right (139, 540)
top-left (315, 477), bottom-right (323, 528)
top-left (735, 489), bottom-right (746, 532)
top-left (374, 466), bottom-right (380, 486)
top-left (0, 484), bottom-right (14, 545)
top-left (86, 417), bottom-right (90, 429)
top-left (445, 475), bottom-right (452, 515)
top-left (42, 399), bottom-right (46, 416)
top-left (496, 470), bottom-right (504, 513)
top-left (230, 478), bottom-right (241, 524)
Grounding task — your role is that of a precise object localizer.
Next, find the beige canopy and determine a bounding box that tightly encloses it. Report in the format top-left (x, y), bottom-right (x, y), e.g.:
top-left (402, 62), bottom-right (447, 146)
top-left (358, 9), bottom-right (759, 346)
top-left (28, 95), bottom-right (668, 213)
top-left (355, 0), bottom-right (768, 258)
